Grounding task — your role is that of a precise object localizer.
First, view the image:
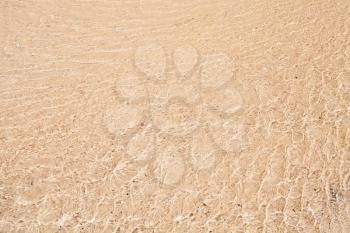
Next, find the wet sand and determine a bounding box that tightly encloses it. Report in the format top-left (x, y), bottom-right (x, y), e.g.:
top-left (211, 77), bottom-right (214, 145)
top-left (1, 0), bottom-right (350, 232)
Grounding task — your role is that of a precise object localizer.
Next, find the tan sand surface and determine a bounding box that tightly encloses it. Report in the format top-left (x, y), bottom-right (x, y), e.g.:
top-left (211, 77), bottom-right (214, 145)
top-left (1, 0), bottom-right (350, 232)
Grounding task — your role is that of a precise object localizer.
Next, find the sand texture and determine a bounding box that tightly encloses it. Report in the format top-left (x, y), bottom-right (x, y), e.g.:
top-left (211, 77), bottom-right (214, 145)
top-left (1, 0), bottom-right (350, 232)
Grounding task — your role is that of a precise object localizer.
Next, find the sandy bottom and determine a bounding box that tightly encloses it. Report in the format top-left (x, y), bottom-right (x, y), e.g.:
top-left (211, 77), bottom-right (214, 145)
top-left (1, 0), bottom-right (350, 232)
